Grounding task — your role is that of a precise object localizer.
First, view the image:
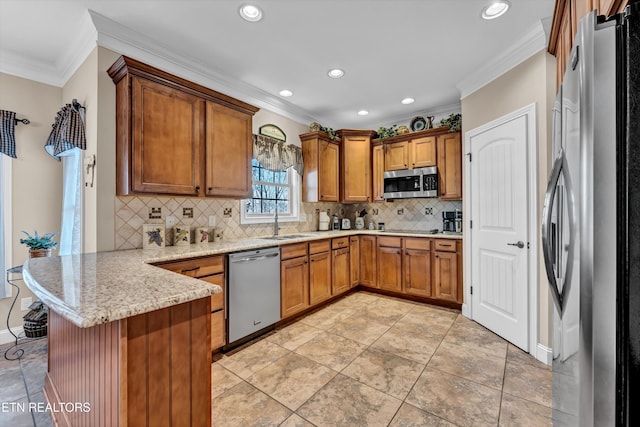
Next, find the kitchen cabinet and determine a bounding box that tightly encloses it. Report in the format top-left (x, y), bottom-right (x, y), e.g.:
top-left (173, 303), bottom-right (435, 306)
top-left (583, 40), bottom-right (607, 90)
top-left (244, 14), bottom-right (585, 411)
top-left (331, 237), bottom-right (350, 295)
top-left (377, 236), bottom-right (403, 292)
top-left (437, 132), bottom-right (462, 200)
top-left (403, 238), bottom-right (432, 297)
top-left (205, 102), bottom-right (253, 198)
top-left (359, 235), bottom-right (378, 287)
top-left (154, 254), bottom-right (226, 350)
top-left (300, 131), bottom-right (340, 202)
top-left (309, 240), bottom-right (332, 305)
top-left (433, 239), bottom-right (462, 303)
top-left (338, 129), bottom-right (375, 203)
top-left (372, 143), bottom-right (385, 201)
top-left (384, 136), bottom-right (436, 171)
top-left (280, 243), bottom-right (310, 319)
top-left (349, 236), bottom-right (360, 287)
top-left (108, 55), bottom-right (258, 198)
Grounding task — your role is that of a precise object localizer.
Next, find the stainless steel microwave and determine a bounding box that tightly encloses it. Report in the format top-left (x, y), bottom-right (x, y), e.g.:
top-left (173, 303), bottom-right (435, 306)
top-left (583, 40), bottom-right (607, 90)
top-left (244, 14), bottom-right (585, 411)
top-left (383, 166), bottom-right (438, 199)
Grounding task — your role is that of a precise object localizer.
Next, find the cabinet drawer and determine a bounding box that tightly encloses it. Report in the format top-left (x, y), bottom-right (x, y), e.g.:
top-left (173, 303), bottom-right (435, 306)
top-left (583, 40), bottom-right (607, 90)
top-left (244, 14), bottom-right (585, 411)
top-left (201, 273), bottom-right (224, 311)
top-left (378, 236), bottom-right (402, 248)
top-left (332, 237), bottom-right (349, 249)
top-left (156, 255), bottom-right (224, 277)
top-left (211, 310), bottom-right (225, 349)
top-left (404, 238), bottom-right (430, 251)
top-left (309, 239), bottom-right (331, 254)
top-left (281, 243), bottom-right (308, 260)
top-left (434, 239), bottom-right (457, 252)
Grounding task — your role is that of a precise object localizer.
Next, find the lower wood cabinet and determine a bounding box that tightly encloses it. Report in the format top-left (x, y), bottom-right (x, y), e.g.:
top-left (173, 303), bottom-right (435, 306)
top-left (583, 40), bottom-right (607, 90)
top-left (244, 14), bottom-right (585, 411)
top-left (377, 237), bottom-right (403, 292)
top-left (309, 251), bottom-right (332, 305)
top-left (433, 239), bottom-right (461, 303)
top-left (349, 236), bottom-right (360, 287)
top-left (332, 247), bottom-right (350, 295)
top-left (280, 254), bottom-right (310, 319)
top-left (359, 235), bottom-right (377, 287)
top-left (403, 238), bottom-right (432, 297)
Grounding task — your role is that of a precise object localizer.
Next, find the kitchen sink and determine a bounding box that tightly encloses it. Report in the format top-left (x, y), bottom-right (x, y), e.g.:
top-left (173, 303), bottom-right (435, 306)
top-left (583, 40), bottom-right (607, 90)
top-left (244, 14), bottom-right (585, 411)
top-left (259, 234), bottom-right (313, 240)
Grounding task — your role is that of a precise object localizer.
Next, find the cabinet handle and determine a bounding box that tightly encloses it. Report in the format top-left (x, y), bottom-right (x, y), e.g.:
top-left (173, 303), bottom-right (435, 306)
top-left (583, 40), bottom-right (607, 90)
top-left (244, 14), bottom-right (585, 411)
top-left (208, 187), bottom-right (213, 191)
top-left (181, 267), bottom-right (200, 274)
top-left (439, 243), bottom-right (452, 247)
top-left (397, 250), bottom-right (401, 255)
top-left (195, 185), bottom-right (201, 191)
top-left (404, 163), bottom-right (407, 167)
top-left (405, 251), bottom-right (408, 255)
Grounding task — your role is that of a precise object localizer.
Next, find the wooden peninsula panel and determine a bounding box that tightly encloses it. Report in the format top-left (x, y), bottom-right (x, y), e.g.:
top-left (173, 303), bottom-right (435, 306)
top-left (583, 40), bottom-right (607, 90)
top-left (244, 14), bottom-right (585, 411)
top-left (44, 298), bottom-right (211, 427)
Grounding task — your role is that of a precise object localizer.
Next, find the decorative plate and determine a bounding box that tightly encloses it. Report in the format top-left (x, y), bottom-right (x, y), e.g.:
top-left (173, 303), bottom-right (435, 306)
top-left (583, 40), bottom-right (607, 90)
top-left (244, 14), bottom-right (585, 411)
top-left (410, 116), bottom-right (427, 132)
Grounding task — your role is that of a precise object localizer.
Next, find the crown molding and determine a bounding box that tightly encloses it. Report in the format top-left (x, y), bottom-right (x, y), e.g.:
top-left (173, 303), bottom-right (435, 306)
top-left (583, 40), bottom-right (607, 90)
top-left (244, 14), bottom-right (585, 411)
top-left (0, 11), bottom-right (96, 88)
top-left (89, 10), bottom-right (315, 126)
top-left (457, 19), bottom-right (549, 99)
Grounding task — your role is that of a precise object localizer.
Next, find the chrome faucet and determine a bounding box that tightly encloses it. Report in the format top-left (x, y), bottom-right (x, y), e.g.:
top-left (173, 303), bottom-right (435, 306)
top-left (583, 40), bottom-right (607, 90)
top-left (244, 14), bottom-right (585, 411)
top-left (273, 205), bottom-right (279, 237)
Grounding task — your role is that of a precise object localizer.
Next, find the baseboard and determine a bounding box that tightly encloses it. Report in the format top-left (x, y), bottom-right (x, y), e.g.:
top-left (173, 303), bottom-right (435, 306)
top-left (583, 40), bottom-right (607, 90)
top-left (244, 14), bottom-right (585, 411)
top-left (461, 303), bottom-right (471, 318)
top-left (536, 343), bottom-right (552, 365)
top-left (0, 326), bottom-right (24, 345)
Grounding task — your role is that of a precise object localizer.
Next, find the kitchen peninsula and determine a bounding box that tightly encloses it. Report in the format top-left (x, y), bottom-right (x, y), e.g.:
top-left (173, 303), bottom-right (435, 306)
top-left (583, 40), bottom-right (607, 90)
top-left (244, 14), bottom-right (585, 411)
top-left (22, 251), bottom-right (221, 427)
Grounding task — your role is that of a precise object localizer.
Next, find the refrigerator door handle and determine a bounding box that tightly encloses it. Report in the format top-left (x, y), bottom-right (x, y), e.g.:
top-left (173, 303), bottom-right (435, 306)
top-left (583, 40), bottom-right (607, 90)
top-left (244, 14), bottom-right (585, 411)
top-left (542, 149), bottom-right (576, 316)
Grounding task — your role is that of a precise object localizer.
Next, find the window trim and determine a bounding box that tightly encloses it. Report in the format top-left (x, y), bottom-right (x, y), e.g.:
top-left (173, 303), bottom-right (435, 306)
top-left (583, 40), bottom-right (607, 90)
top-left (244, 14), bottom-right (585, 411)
top-left (240, 165), bottom-right (301, 225)
top-left (1, 155), bottom-right (12, 298)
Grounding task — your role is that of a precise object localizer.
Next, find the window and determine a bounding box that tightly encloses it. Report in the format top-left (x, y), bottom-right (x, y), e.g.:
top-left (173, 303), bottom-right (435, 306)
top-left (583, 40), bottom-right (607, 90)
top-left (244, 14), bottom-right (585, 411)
top-left (240, 158), bottom-right (300, 224)
top-left (1, 155), bottom-right (11, 298)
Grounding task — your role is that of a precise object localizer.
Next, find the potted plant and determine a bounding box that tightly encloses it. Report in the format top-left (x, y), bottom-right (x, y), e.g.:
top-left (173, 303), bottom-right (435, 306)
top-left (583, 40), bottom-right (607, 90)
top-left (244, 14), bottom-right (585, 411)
top-left (19, 231), bottom-right (58, 258)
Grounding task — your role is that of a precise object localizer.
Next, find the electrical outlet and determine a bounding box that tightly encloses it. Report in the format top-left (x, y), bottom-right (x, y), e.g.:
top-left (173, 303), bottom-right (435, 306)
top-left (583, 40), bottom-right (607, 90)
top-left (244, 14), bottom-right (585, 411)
top-left (21, 297), bottom-right (32, 311)
top-left (166, 215), bottom-right (176, 228)
top-left (208, 215), bottom-right (216, 227)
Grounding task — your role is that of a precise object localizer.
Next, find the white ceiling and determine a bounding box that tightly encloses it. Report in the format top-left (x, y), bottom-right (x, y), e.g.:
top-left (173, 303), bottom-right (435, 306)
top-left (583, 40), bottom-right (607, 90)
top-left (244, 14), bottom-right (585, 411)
top-left (0, 0), bottom-right (555, 129)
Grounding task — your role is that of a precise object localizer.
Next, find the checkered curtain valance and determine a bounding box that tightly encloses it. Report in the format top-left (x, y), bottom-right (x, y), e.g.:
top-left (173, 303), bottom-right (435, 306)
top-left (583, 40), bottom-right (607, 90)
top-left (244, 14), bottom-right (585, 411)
top-left (252, 134), bottom-right (303, 175)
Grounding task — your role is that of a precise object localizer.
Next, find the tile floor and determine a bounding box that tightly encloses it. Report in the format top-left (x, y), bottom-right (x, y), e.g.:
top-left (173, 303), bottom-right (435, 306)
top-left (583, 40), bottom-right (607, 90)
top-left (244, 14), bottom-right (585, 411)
top-left (214, 292), bottom-right (553, 427)
top-left (0, 291), bottom-right (553, 426)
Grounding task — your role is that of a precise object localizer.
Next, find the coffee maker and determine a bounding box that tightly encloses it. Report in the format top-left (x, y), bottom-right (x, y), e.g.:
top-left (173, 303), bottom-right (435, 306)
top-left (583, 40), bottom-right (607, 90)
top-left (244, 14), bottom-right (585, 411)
top-left (442, 210), bottom-right (462, 233)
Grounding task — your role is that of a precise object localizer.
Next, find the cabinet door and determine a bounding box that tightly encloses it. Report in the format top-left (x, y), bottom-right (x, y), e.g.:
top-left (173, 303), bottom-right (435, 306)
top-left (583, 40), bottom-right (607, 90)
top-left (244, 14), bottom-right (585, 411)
top-left (372, 144), bottom-right (385, 201)
top-left (404, 248), bottom-right (432, 297)
top-left (332, 248), bottom-right (350, 295)
top-left (281, 256), bottom-right (309, 318)
top-left (131, 77), bottom-right (204, 195)
top-left (377, 246), bottom-right (402, 292)
top-left (309, 252), bottom-right (331, 305)
top-left (349, 236), bottom-right (359, 287)
top-left (359, 236), bottom-right (377, 287)
top-left (205, 102), bottom-right (252, 198)
top-left (437, 132), bottom-right (462, 200)
top-left (411, 136), bottom-right (437, 168)
top-left (385, 141), bottom-right (409, 171)
top-left (342, 135), bottom-right (372, 202)
top-left (319, 140), bottom-right (340, 202)
top-left (433, 251), bottom-right (458, 302)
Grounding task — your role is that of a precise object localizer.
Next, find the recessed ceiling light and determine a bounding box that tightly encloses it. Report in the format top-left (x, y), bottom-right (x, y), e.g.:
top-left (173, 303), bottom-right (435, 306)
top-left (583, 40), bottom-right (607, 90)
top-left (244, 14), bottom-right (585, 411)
top-left (239, 4), bottom-right (263, 22)
top-left (482, 1), bottom-right (510, 20)
top-left (327, 68), bottom-right (345, 78)
top-left (401, 97), bottom-right (415, 105)
top-left (279, 89), bottom-right (293, 97)
top-left (357, 110), bottom-right (369, 116)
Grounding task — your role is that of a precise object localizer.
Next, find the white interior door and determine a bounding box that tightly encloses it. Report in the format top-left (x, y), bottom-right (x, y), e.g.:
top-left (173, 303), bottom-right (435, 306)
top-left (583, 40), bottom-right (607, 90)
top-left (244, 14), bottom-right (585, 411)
top-left (468, 111), bottom-right (531, 350)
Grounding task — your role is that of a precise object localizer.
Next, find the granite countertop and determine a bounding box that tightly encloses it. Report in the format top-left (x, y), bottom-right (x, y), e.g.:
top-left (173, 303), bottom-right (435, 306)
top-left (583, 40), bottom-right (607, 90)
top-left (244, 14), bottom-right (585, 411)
top-left (22, 229), bottom-right (462, 329)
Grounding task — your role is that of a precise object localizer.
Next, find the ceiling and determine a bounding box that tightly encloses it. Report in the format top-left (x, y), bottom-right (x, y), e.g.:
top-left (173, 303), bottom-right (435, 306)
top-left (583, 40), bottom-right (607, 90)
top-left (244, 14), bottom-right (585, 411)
top-left (0, 0), bottom-right (555, 129)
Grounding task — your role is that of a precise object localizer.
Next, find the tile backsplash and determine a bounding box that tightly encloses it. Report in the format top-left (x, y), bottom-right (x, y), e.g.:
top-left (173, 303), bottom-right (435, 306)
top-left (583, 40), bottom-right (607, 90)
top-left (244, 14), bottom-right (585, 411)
top-left (115, 196), bottom-right (462, 250)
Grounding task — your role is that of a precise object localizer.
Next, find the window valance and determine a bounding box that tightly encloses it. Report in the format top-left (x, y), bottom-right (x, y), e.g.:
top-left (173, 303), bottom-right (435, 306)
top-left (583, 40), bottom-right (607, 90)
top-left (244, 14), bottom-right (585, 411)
top-left (253, 134), bottom-right (303, 176)
top-left (45, 101), bottom-right (86, 160)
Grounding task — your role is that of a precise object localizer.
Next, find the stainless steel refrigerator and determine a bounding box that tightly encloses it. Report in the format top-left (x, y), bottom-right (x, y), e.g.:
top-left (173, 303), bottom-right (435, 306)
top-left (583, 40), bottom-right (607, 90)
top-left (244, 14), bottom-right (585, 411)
top-left (543, 5), bottom-right (639, 426)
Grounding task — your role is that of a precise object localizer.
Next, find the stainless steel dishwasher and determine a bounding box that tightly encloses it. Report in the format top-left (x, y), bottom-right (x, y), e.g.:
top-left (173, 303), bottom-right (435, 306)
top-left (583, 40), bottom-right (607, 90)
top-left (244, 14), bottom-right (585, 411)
top-left (227, 246), bottom-right (281, 344)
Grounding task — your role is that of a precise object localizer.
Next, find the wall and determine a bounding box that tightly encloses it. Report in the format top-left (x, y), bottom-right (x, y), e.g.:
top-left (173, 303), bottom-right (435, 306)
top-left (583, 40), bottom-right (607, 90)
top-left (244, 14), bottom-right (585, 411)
top-left (461, 50), bottom-right (556, 348)
top-left (0, 73), bottom-right (63, 334)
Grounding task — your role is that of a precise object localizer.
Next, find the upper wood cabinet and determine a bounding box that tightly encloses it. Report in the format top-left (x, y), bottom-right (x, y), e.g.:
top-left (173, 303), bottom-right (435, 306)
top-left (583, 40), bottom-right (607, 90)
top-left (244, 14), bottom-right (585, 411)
top-left (338, 129), bottom-right (375, 203)
top-left (437, 132), bottom-right (462, 200)
top-left (384, 136), bottom-right (436, 171)
top-left (300, 131), bottom-right (340, 202)
top-left (549, 0), bottom-right (629, 85)
top-left (108, 56), bottom-right (258, 198)
top-left (372, 143), bottom-right (385, 202)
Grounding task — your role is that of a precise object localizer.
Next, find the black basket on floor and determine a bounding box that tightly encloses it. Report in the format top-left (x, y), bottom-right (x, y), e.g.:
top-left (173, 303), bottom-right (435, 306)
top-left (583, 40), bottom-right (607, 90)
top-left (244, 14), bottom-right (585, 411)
top-left (23, 301), bottom-right (47, 338)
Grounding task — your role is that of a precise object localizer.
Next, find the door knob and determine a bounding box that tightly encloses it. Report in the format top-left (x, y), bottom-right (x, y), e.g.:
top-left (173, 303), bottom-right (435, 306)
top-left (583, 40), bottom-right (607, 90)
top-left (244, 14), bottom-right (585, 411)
top-left (507, 241), bottom-right (525, 249)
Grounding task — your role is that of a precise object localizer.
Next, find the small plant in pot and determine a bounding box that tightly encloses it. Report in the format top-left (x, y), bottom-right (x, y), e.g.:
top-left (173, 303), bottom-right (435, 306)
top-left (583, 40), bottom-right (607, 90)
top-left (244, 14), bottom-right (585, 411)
top-left (19, 231), bottom-right (58, 258)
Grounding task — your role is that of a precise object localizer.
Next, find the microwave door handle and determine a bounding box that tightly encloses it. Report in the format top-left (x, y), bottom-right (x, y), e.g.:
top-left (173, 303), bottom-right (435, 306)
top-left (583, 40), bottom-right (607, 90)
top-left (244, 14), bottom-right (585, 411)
top-left (542, 150), bottom-right (565, 315)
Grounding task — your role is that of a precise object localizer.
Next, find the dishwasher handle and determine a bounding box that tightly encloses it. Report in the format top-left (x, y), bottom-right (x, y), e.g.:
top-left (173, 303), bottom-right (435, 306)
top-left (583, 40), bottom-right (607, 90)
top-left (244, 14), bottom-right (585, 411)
top-left (230, 252), bottom-right (279, 264)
